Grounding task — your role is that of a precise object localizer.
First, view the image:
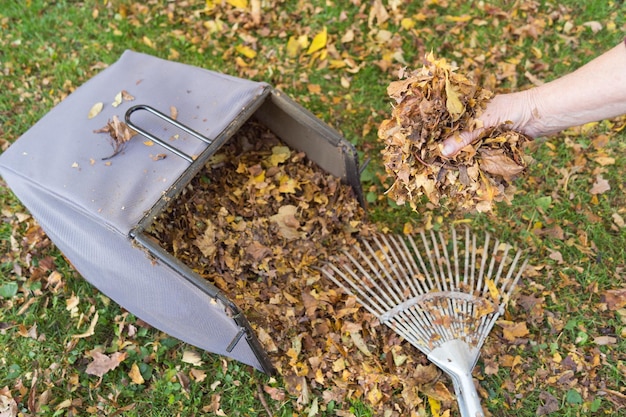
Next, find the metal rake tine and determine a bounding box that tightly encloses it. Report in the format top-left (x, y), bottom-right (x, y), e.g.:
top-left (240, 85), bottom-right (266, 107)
top-left (468, 230), bottom-right (477, 291)
top-left (383, 234), bottom-right (428, 298)
top-left (406, 233), bottom-right (438, 292)
top-left (486, 242), bottom-right (512, 298)
top-left (372, 234), bottom-right (416, 300)
top-left (436, 229), bottom-right (454, 292)
top-left (463, 227), bottom-right (471, 289)
top-left (475, 231), bottom-right (491, 296)
top-left (419, 230), bottom-right (445, 292)
top-left (499, 250), bottom-right (526, 299)
top-left (346, 241), bottom-right (403, 308)
top-left (481, 236), bottom-right (501, 297)
top-left (321, 262), bottom-right (388, 317)
top-left (392, 307), bottom-right (437, 348)
top-left (497, 256), bottom-right (529, 311)
top-left (387, 313), bottom-right (433, 355)
top-left (452, 227), bottom-right (461, 290)
top-left (360, 238), bottom-right (407, 306)
top-left (340, 248), bottom-right (398, 313)
top-left (431, 229), bottom-right (450, 292)
top-left (398, 302), bottom-right (452, 350)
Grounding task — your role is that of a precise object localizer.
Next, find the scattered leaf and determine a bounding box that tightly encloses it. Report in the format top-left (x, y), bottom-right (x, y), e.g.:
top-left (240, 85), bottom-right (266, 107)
top-left (128, 363), bottom-right (145, 384)
top-left (590, 175), bottom-right (610, 194)
top-left (182, 350), bottom-right (203, 366)
top-left (306, 27), bottom-right (327, 55)
top-left (88, 102), bottom-right (103, 119)
top-left (85, 350), bottom-right (127, 378)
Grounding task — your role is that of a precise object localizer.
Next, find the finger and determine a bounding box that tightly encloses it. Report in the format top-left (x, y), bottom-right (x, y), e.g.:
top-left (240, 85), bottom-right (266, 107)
top-left (441, 129), bottom-right (482, 157)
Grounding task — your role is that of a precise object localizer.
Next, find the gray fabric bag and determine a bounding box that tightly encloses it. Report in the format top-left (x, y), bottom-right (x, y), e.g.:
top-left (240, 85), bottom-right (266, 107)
top-left (0, 50), bottom-right (363, 373)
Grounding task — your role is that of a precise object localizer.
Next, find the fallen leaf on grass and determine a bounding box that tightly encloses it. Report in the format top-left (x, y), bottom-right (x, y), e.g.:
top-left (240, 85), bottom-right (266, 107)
top-left (500, 321), bottom-right (529, 341)
top-left (590, 175), bottom-right (610, 194)
top-left (306, 27), bottom-right (327, 54)
top-left (85, 350), bottom-right (127, 378)
top-left (611, 213), bottom-right (625, 228)
top-left (189, 368), bottom-right (207, 383)
top-left (72, 311), bottom-right (99, 339)
top-left (603, 288), bottom-right (626, 310)
top-left (128, 362), bottom-right (145, 384)
top-left (536, 391), bottom-right (559, 416)
top-left (182, 350), bottom-right (204, 366)
top-left (593, 336), bottom-right (617, 345)
top-left (0, 387), bottom-right (18, 417)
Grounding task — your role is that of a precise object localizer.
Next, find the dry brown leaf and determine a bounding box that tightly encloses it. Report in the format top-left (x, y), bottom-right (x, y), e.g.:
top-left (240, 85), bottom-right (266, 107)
top-left (269, 205), bottom-right (303, 240)
top-left (94, 115), bottom-right (137, 159)
top-left (182, 350), bottom-right (203, 366)
top-left (590, 175), bottom-right (610, 194)
top-left (85, 350), bottom-right (127, 378)
top-left (500, 321), bottom-right (529, 341)
top-left (603, 288), bottom-right (626, 310)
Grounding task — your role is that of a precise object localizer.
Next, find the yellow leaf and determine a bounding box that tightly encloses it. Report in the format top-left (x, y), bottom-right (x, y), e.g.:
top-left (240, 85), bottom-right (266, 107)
top-left (268, 145), bottom-right (291, 166)
top-left (445, 14), bottom-right (472, 22)
top-left (72, 311), bottom-right (99, 339)
top-left (88, 102), bottom-right (103, 119)
top-left (278, 176), bottom-right (298, 194)
top-left (112, 91), bottom-right (122, 107)
top-left (501, 321), bottom-right (529, 341)
top-left (286, 36), bottom-right (301, 58)
top-left (329, 59), bottom-right (346, 69)
top-left (307, 84), bottom-right (322, 94)
top-left (142, 36), bottom-right (154, 48)
top-left (143, 140), bottom-right (154, 147)
top-left (486, 278), bottom-right (500, 300)
top-left (428, 396), bottom-right (442, 417)
top-left (226, 0), bottom-right (247, 8)
top-left (168, 48), bottom-right (180, 60)
top-left (236, 44), bottom-right (257, 59)
top-left (445, 76), bottom-right (465, 121)
top-left (306, 27), bottom-right (327, 55)
top-left (129, 362), bottom-right (145, 384)
top-left (401, 17), bottom-right (415, 29)
top-left (366, 384), bottom-right (383, 405)
top-left (189, 368), bottom-right (207, 383)
top-left (235, 56), bottom-right (248, 67)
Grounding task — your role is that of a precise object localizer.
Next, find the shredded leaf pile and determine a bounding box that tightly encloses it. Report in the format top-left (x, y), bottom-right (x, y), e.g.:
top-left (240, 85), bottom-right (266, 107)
top-left (148, 120), bottom-right (462, 415)
top-left (379, 54), bottom-right (532, 212)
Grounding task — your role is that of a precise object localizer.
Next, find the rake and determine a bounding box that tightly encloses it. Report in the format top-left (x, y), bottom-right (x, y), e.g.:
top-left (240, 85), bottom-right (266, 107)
top-left (320, 227), bottom-right (528, 417)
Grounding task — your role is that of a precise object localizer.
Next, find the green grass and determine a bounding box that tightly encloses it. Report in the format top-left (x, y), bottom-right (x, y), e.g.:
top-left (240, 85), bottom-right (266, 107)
top-left (1, 0), bottom-right (626, 416)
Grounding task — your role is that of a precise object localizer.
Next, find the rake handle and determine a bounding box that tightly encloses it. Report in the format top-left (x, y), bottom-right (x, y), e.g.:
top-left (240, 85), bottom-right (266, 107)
top-left (427, 340), bottom-right (485, 417)
top-left (450, 371), bottom-right (485, 417)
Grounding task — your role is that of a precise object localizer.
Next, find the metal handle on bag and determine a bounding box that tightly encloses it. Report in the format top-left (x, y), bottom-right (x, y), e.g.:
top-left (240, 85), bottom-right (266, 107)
top-left (125, 104), bottom-right (213, 163)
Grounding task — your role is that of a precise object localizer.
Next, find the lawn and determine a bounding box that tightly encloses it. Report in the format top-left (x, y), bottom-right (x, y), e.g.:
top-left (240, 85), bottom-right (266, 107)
top-left (1, 0), bottom-right (625, 416)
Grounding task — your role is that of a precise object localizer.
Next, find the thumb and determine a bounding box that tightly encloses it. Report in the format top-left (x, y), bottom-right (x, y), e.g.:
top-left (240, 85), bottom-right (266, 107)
top-left (441, 128), bottom-right (483, 157)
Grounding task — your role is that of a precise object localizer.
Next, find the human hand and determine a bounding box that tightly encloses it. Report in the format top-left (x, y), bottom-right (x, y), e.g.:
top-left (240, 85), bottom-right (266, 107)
top-left (441, 90), bottom-right (541, 157)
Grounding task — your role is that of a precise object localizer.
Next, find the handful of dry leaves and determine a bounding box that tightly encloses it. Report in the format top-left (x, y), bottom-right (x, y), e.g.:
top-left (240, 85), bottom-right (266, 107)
top-left (379, 53), bottom-right (532, 212)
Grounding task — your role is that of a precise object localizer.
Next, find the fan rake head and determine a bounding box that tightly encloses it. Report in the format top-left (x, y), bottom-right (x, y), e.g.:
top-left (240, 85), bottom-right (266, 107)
top-left (320, 227), bottom-right (528, 417)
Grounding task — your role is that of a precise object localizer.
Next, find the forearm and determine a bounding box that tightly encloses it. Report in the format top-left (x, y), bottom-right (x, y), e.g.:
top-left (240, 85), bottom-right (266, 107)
top-left (525, 41), bottom-right (626, 136)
